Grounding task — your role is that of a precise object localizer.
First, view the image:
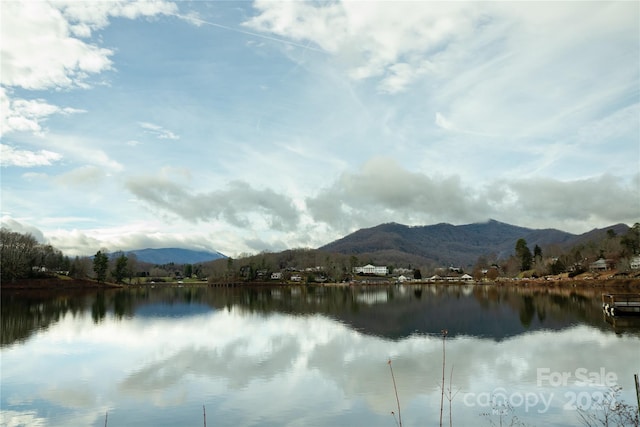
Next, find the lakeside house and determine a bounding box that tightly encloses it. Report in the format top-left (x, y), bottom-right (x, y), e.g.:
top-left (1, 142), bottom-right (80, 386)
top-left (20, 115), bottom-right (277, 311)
top-left (589, 258), bottom-right (616, 271)
top-left (352, 264), bottom-right (388, 276)
top-left (590, 258), bottom-right (607, 271)
top-left (427, 273), bottom-right (474, 282)
top-left (630, 256), bottom-right (640, 270)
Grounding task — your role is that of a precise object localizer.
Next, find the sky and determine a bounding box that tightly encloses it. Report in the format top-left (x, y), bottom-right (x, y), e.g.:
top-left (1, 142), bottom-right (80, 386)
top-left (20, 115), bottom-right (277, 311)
top-left (1, 1), bottom-right (639, 257)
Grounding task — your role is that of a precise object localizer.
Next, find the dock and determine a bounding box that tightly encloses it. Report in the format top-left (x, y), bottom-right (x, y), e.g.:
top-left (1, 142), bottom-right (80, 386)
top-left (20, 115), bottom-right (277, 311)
top-left (602, 293), bottom-right (640, 316)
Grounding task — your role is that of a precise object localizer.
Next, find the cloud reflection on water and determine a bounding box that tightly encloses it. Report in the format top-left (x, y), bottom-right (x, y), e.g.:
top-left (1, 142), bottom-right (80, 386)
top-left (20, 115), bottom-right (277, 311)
top-left (1, 305), bottom-right (639, 426)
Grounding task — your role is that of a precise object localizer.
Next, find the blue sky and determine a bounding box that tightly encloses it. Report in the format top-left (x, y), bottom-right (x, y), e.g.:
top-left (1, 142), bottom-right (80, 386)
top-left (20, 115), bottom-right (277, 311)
top-left (1, 1), bottom-right (639, 257)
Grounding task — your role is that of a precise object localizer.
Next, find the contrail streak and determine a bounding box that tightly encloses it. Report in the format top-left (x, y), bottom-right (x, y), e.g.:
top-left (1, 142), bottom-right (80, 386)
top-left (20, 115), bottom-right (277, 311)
top-left (172, 13), bottom-right (327, 54)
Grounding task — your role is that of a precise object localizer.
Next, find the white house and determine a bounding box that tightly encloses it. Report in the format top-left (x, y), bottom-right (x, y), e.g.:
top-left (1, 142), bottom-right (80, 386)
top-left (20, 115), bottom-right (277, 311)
top-left (353, 264), bottom-right (388, 276)
top-left (630, 256), bottom-right (640, 270)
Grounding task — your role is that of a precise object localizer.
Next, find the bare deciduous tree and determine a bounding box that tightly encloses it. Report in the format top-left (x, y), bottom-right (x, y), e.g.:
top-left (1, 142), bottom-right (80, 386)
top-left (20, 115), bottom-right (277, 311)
top-left (0, 228), bottom-right (38, 281)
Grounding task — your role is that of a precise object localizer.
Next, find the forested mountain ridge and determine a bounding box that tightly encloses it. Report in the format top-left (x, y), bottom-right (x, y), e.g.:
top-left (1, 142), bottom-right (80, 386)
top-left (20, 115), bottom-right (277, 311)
top-left (319, 219), bottom-right (631, 268)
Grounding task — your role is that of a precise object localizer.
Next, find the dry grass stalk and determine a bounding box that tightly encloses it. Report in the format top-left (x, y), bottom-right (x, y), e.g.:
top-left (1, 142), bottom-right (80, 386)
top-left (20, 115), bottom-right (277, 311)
top-left (203, 405), bottom-right (207, 427)
top-left (440, 329), bottom-right (448, 427)
top-left (388, 359), bottom-right (403, 427)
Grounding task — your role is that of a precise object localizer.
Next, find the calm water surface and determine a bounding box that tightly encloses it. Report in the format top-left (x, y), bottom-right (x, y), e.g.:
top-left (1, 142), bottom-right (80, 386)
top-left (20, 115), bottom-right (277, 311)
top-left (1, 285), bottom-right (639, 427)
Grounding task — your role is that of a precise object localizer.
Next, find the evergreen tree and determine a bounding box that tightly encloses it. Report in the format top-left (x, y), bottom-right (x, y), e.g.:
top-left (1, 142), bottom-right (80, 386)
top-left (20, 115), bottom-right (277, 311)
top-left (550, 258), bottom-right (566, 275)
top-left (93, 250), bottom-right (109, 283)
top-left (515, 238), bottom-right (533, 271)
top-left (621, 223), bottom-right (640, 255)
top-left (534, 244), bottom-right (542, 259)
top-left (184, 264), bottom-right (193, 278)
top-left (112, 253), bottom-right (128, 284)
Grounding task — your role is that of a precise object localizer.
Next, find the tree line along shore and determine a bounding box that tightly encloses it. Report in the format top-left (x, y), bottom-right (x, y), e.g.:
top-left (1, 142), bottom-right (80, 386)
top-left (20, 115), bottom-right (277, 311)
top-left (2, 224), bottom-right (639, 290)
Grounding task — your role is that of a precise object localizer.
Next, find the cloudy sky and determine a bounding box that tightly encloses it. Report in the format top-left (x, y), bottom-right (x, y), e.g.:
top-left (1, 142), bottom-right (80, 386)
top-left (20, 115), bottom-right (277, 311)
top-left (1, 1), bottom-right (638, 257)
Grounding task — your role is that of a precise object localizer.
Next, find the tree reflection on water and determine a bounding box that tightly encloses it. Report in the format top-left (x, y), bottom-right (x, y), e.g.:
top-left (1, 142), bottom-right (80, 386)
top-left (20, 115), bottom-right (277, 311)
top-left (2, 284), bottom-right (636, 347)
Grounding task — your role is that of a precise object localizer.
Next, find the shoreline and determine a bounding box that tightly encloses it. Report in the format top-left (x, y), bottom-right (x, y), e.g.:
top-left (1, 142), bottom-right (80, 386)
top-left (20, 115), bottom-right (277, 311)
top-left (2, 276), bottom-right (639, 291)
top-left (1, 277), bottom-right (122, 290)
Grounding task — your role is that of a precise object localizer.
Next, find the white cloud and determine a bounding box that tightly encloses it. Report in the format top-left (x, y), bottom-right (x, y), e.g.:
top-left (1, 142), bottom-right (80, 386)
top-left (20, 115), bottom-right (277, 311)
top-left (245, 1), bottom-right (638, 145)
top-left (305, 158), bottom-right (639, 235)
top-left (306, 157), bottom-right (490, 232)
top-left (434, 112), bottom-right (453, 131)
top-left (45, 229), bottom-right (104, 257)
top-left (1, 1), bottom-right (178, 91)
top-left (0, 144), bottom-right (63, 167)
top-left (0, 88), bottom-right (86, 137)
top-left (53, 166), bottom-right (106, 188)
top-left (245, 1), bottom-right (475, 93)
top-left (504, 174), bottom-right (640, 229)
top-left (57, 1), bottom-right (178, 35)
top-left (431, 2), bottom-right (638, 141)
top-left (377, 61), bottom-right (433, 94)
top-left (0, 1), bottom-right (179, 138)
top-left (44, 223), bottom-right (231, 257)
top-left (0, 2), bottom-right (113, 90)
top-left (0, 217), bottom-right (46, 242)
top-left (126, 176), bottom-right (300, 231)
top-left (40, 133), bottom-right (124, 172)
top-left (139, 122), bottom-right (180, 140)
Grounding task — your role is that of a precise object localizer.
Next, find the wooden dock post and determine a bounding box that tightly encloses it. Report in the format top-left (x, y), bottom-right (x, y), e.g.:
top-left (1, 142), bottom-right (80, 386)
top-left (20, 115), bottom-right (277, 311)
top-left (635, 374), bottom-right (639, 418)
top-left (602, 293), bottom-right (640, 316)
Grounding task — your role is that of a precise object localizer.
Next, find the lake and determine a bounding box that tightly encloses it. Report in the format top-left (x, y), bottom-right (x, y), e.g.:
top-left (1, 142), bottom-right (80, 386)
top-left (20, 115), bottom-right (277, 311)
top-left (1, 284), bottom-right (639, 427)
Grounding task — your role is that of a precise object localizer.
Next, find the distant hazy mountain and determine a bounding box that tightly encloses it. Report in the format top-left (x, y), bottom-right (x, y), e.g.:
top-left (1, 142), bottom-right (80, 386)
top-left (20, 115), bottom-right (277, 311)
top-left (128, 248), bottom-right (226, 265)
top-left (319, 219), bottom-right (630, 268)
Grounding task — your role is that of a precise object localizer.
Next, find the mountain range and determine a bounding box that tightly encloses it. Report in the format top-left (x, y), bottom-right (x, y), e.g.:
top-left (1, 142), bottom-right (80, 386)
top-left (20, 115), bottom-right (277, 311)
top-left (319, 219), bottom-right (630, 268)
top-left (127, 248), bottom-right (226, 265)
top-left (127, 220), bottom-right (630, 266)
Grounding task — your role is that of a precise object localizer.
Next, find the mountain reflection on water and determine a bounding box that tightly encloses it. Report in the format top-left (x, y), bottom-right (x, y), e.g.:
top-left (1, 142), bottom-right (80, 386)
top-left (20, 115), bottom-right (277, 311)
top-left (1, 284), bottom-right (639, 427)
top-left (0, 284), bottom-right (627, 347)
